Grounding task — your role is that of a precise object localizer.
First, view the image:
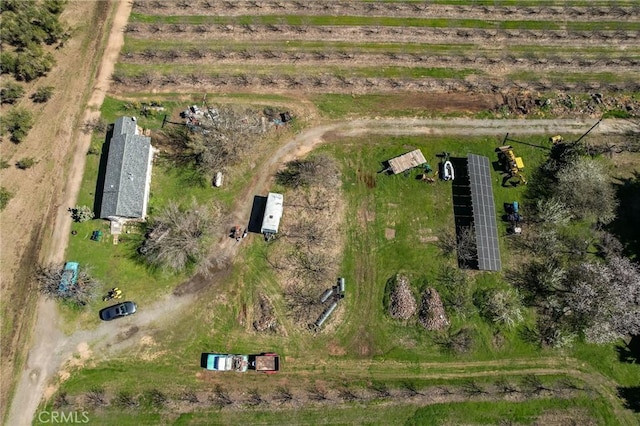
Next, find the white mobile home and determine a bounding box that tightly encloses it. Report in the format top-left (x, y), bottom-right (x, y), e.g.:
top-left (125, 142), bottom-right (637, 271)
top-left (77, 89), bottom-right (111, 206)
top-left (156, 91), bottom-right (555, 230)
top-left (261, 193), bottom-right (284, 236)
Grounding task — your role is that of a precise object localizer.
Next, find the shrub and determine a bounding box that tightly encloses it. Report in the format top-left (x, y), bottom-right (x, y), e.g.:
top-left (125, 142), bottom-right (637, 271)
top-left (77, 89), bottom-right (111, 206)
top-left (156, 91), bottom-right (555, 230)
top-left (31, 85), bottom-right (54, 103)
top-left (3, 107), bottom-right (34, 143)
top-left (435, 327), bottom-right (475, 354)
top-left (69, 205), bottom-right (94, 222)
top-left (0, 186), bottom-right (14, 211)
top-left (1, 81), bottom-right (25, 104)
top-left (14, 47), bottom-right (55, 81)
top-left (0, 51), bottom-right (17, 74)
top-left (15, 157), bottom-right (37, 169)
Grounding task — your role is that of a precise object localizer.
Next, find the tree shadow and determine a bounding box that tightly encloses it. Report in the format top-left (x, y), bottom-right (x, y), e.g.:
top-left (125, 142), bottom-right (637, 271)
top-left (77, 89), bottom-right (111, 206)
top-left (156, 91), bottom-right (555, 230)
top-left (92, 127), bottom-right (114, 217)
top-left (608, 172), bottom-right (640, 259)
top-left (247, 195), bottom-right (267, 234)
top-left (450, 157), bottom-right (478, 270)
top-left (618, 387), bottom-right (640, 412)
top-left (616, 335), bottom-right (640, 364)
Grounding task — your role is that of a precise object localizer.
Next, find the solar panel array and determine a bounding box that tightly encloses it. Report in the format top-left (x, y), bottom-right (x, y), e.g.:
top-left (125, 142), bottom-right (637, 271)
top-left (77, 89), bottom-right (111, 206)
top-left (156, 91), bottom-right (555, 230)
top-left (467, 154), bottom-right (501, 271)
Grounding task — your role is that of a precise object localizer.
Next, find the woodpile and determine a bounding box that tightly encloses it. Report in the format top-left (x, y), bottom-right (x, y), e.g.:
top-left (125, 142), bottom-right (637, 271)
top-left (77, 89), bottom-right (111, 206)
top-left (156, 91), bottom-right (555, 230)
top-left (418, 287), bottom-right (450, 331)
top-left (389, 274), bottom-right (417, 320)
top-left (253, 294), bottom-right (278, 333)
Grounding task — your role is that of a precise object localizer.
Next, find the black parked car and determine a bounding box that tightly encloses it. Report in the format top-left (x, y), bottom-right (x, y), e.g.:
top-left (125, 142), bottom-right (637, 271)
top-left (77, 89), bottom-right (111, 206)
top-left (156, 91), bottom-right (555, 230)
top-left (99, 301), bottom-right (137, 321)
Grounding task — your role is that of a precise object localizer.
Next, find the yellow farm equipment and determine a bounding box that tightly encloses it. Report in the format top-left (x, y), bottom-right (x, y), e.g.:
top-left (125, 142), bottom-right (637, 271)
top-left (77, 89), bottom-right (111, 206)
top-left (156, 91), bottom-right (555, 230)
top-left (496, 145), bottom-right (527, 186)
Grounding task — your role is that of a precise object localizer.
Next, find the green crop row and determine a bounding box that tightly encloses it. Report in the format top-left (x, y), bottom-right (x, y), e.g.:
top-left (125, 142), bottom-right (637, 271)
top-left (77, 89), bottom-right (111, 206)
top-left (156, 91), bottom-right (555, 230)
top-left (115, 63), bottom-right (483, 80)
top-left (129, 13), bottom-right (640, 32)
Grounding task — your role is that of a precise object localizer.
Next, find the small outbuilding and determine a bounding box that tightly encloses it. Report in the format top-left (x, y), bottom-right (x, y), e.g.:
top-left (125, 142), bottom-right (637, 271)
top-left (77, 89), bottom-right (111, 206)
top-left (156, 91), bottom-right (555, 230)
top-left (386, 149), bottom-right (427, 174)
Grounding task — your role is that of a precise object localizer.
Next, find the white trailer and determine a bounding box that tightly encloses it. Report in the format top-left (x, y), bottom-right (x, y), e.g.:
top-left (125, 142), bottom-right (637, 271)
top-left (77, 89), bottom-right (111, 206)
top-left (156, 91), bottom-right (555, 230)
top-left (261, 192), bottom-right (283, 237)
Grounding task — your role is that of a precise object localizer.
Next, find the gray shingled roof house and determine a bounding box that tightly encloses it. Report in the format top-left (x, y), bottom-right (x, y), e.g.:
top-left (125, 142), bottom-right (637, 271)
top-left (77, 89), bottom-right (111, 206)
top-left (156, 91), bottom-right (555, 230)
top-left (100, 117), bottom-right (154, 220)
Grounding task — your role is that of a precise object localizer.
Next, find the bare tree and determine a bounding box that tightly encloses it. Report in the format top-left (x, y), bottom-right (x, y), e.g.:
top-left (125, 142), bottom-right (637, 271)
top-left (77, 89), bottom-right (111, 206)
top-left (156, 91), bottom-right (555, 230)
top-left (85, 387), bottom-right (106, 408)
top-left (139, 200), bottom-right (221, 272)
top-left (36, 263), bottom-right (99, 306)
top-left (456, 225), bottom-right (477, 268)
top-left (112, 391), bottom-right (138, 408)
top-left (369, 381), bottom-right (391, 398)
top-left (272, 386), bottom-right (294, 405)
top-left (276, 154), bottom-right (340, 189)
top-left (439, 265), bottom-right (472, 318)
top-left (141, 389), bottom-right (167, 409)
top-left (337, 387), bottom-right (359, 402)
top-left (159, 104), bottom-right (264, 176)
top-left (211, 384), bottom-right (233, 408)
top-left (400, 381), bottom-right (424, 397)
top-left (245, 388), bottom-right (266, 407)
top-left (82, 117), bottom-right (108, 134)
top-left (462, 380), bottom-right (488, 397)
top-left (307, 385), bottom-right (328, 401)
top-left (494, 377), bottom-right (519, 395)
top-left (52, 392), bottom-right (69, 409)
top-left (179, 390), bottom-right (199, 404)
top-left (284, 285), bottom-right (321, 323)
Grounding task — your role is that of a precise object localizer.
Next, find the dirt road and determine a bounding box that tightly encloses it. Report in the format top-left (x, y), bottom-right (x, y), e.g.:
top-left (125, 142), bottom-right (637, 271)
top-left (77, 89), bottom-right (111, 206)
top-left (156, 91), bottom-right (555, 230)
top-left (4, 1), bottom-right (133, 425)
top-left (7, 111), bottom-right (638, 425)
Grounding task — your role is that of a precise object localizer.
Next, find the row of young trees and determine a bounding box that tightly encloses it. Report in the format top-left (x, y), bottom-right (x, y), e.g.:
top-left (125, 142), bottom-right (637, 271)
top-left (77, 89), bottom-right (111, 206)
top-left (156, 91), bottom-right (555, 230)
top-left (1, 81), bottom-right (54, 104)
top-left (55, 374), bottom-right (584, 412)
top-left (123, 46), bottom-right (640, 71)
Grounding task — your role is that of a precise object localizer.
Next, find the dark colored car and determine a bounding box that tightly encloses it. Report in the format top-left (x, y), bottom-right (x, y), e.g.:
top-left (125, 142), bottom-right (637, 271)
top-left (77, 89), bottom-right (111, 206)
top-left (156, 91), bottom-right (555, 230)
top-left (99, 301), bottom-right (137, 321)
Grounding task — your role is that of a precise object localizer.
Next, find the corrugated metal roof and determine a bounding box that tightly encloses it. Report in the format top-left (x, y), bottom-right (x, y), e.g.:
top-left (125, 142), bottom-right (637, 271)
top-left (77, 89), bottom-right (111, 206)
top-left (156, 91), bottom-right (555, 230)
top-left (388, 149), bottom-right (427, 174)
top-left (100, 117), bottom-right (152, 219)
